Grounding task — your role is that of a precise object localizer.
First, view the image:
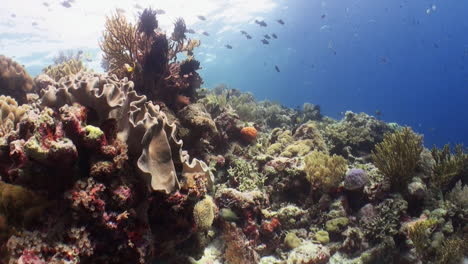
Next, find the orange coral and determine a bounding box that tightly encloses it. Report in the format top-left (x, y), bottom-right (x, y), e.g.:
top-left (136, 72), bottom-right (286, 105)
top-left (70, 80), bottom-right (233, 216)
top-left (240, 127), bottom-right (258, 143)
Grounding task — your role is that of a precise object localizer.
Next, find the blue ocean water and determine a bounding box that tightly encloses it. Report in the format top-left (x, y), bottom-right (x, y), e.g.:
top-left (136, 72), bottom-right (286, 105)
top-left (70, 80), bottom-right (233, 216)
top-left (8, 0), bottom-right (468, 147)
top-left (196, 0), bottom-right (468, 148)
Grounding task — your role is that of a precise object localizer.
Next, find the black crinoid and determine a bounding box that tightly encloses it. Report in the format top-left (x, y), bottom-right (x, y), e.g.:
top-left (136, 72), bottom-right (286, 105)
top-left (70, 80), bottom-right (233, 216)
top-left (171, 18), bottom-right (187, 42)
top-left (179, 58), bottom-right (200, 75)
top-left (138, 8), bottom-right (158, 36)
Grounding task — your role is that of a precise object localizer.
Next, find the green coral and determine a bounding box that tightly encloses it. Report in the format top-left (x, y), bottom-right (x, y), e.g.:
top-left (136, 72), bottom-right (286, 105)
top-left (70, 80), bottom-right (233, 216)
top-left (372, 127), bottom-right (423, 191)
top-left (431, 144), bottom-right (466, 190)
top-left (325, 217), bottom-right (349, 233)
top-left (408, 218), bottom-right (438, 258)
top-left (228, 159), bottom-right (266, 192)
top-left (304, 150), bottom-right (347, 193)
top-left (284, 232), bottom-right (302, 249)
top-left (84, 125), bottom-right (104, 141)
top-left (43, 58), bottom-right (87, 81)
top-left (193, 196), bottom-right (216, 231)
top-left (315, 230), bottom-right (330, 244)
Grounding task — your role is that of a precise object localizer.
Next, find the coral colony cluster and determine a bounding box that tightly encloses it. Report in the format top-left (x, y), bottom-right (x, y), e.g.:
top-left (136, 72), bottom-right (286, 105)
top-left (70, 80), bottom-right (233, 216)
top-left (0, 8), bottom-right (467, 264)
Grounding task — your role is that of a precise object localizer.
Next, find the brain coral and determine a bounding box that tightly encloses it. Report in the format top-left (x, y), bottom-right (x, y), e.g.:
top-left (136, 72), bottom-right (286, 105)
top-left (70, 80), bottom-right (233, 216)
top-left (0, 55), bottom-right (34, 104)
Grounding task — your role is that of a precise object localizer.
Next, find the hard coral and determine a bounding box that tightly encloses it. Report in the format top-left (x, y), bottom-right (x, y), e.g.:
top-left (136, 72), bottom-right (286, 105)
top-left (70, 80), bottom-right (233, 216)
top-left (431, 144), bottom-right (466, 190)
top-left (0, 55), bottom-right (34, 104)
top-left (304, 150), bottom-right (347, 193)
top-left (0, 96), bottom-right (28, 137)
top-left (372, 127), bottom-right (423, 192)
top-left (42, 58), bottom-right (87, 81)
top-left (240, 126), bottom-right (258, 143)
top-left (324, 111), bottom-right (392, 157)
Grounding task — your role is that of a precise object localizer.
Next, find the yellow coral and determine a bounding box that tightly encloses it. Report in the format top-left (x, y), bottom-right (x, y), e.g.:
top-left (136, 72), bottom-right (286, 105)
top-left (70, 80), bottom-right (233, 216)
top-left (0, 96), bottom-right (28, 137)
top-left (193, 196), bottom-right (216, 231)
top-left (183, 39), bottom-right (201, 56)
top-left (372, 127), bottom-right (423, 191)
top-left (304, 150), bottom-right (347, 193)
top-left (408, 218), bottom-right (437, 257)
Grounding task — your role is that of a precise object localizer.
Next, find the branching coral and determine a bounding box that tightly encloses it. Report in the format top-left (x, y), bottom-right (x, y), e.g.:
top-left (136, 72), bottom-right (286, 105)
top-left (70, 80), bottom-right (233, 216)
top-left (0, 55), bottom-right (34, 104)
top-left (372, 127), bottom-right (423, 191)
top-left (431, 144), bottom-right (466, 190)
top-left (324, 111), bottom-right (392, 157)
top-left (228, 158), bottom-right (267, 192)
top-left (42, 58), bottom-right (87, 81)
top-left (408, 218), bottom-right (438, 258)
top-left (304, 150), bottom-right (347, 193)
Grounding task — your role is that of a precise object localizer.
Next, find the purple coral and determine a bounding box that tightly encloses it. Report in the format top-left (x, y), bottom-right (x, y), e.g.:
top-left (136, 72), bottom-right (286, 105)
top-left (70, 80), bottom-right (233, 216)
top-left (344, 168), bottom-right (369, 191)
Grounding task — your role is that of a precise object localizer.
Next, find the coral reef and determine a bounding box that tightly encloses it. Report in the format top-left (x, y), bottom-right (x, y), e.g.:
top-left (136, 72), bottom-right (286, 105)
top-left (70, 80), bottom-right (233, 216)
top-left (0, 7), bottom-right (466, 264)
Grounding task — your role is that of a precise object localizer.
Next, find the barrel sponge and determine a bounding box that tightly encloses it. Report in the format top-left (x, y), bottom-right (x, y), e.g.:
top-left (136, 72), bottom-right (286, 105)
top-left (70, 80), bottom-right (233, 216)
top-left (0, 95), bottom-right (28, 137)
top-left (0, 55), bottom-right (33, 104)
top-left (193, 195), bottom-right (217, 230)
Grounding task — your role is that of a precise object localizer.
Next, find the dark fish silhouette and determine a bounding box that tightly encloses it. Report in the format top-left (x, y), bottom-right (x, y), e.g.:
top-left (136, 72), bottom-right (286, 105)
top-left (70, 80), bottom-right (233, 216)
top-left (61, 1), bottom-right (72, 8)
top-left (246, 34), bottom-right (252, 39)
top-left (202, 31), bottom-right (210, 36)
top-left (32, 22), bottom-right (38, 26)
top-left (134, 3), bottom-right (143, 9)
top-left (264, 34), bottom-right (271, 39)
top-left (225, 44), bottom-right (233, 49)
top-left (321, 14), bottom-right (326, 19)
top-left (240, 30), bottom-right (248, 35)
top-left (272, 33), bottom-right (278, 39)
top-left (275, 65), bottom-right (280, 72)
top-left (261, 39), bottom-right (269, 44)
top-left (11, 14), bottom-right (16, 18)
top-left (276, 19), bottom-right (285, 25)
top-left (197, 15), bottom-right (206, 21)
top-left (43, 2), bottom-right (49, 7)
top-left (155, 9), bottom-right (165, 15)
top-left (255, 20), bottom-right (267, 27)
top-left (187, 29), bottom-right (196, 34)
